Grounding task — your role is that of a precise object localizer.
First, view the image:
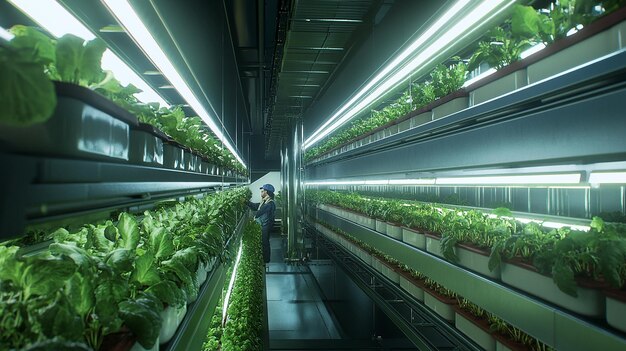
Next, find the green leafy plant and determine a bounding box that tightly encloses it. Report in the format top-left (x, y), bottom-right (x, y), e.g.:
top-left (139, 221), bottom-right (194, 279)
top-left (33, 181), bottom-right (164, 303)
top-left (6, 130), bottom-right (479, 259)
top-left (0, 187), bottom-right (250, 350)
top-left (203, 221), bottom-right (264, 351)
top-left (0, 29), bottom-right (56, 126)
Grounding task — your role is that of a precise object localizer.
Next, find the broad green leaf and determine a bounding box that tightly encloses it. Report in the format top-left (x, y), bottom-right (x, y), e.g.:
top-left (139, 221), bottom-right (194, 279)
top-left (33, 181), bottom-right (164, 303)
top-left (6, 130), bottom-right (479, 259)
top-left (169, 247), bottom-right (198, 270)
top-left (488, 243), bottom-right (503, 272)
top-left (597, 239), bottom-right (626, 288)
top-left (162, 258), bottom-right (197, 301)
top-left (55, 34), bottom-right (85, 83)
top-left (0, 245), bottom-right (23, 285)
top-left (117, 212), bottom-right (140, 250)
top-left (511, 4), bottom-right (542, 38)
top-left (51, 228), bottom-right (71, 243)
top-left (104, 223), bottom-right (118, 242)
top-left (119, 295), bottom-right (162, 349)
top-left (440, 235), bottom-right (459, 263)
top-left (80, 38), bottom-right (107, 86)
top-left (67, 273), bottom-right (95, 318)
top-left (149, 226), bottom-right (175, 260)
top-left (49, 242), bottom-right (92, 268)
top-left (94, 278), bottom-right (128, 332)
top-left (87, 224), bottom-right (115, 252)
top-left (21, 254), bottom-right (77, 299)
top-left (0, 47), bottom-right (57, 126)
top-left (552, 261), bottom-right (577, 297)
top-left (9, 25), bottom-right (56, 66)
top-left (145, 280), bottom-right (186, 308)
top-left (131, 252), bottom-right (161, 286)
top-left (590, 216), bottom-right (604, 232)
top-left (38, 295), bottom-right (84, 340)
top-left (105, 248), bottom-right (134, 273)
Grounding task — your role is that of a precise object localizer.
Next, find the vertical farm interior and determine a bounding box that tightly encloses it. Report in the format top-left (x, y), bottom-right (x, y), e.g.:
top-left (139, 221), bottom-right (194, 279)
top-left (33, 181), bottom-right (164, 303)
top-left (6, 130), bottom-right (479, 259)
top-left (1, 1), bottom-right (626, 351)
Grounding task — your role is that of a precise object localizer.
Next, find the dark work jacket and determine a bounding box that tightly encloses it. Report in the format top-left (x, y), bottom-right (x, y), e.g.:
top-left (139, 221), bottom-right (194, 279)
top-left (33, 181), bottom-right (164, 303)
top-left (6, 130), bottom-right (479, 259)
top-left (247, 198), bottom-right (275, 228)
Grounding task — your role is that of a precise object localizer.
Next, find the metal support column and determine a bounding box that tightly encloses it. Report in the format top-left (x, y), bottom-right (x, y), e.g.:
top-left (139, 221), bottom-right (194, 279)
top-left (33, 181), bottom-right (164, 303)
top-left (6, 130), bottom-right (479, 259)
top-left (281, 120), bottom-right (304, 259)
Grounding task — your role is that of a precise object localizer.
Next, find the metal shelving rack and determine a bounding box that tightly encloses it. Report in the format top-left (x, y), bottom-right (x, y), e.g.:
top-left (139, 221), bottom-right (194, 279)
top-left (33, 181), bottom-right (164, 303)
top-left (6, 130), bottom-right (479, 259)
top-left (303, 46), bottom-right (626, 350)
top-left (305, 222), bottom-right (483, 351)
top-left (0, 152), bottom-right (245, 239)
top-left (307, 49), bottom-right (626, 180)
top-left (310, 206), bottom-right (626, 351)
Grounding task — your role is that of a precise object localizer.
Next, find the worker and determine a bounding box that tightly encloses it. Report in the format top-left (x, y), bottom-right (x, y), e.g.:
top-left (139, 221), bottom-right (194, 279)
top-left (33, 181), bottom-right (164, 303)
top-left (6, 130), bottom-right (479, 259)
top-left (247, 184), bottom-right (276, 263)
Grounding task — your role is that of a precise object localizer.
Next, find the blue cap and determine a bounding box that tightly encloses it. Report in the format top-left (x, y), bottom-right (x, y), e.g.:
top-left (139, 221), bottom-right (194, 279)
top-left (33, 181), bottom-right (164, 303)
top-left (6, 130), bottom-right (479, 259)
top-left (260, 184), bottom-right (275, 193)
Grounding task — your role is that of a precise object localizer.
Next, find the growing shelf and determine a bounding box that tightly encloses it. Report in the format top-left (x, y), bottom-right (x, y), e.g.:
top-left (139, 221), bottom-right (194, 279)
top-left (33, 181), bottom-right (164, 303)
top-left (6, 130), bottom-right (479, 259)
top-left (310, 207), bottom-right (626, 351)
top-left (0, 152), bottom-right (245, 239)
top-left (306, 222), bottom-right (482, 351)
top-left (307, 48), bottom-right (626, 178)
top-left (163, 213), bottom-right (248, 351)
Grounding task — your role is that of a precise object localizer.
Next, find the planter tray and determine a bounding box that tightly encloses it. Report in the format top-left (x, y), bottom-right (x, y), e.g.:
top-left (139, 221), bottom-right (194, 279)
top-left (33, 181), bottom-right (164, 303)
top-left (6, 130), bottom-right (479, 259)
top-left (501, 261), bottom-right (605, 318)
top-left (0, 82), bottom-right (137, 162)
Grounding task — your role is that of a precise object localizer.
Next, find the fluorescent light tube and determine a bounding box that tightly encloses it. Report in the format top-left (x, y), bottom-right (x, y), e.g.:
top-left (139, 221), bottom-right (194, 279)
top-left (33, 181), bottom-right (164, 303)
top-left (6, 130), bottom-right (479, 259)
top-left (102, 0), bottom-right (246, 168)
top-left (463, 68), bottom-right (496, 88)
top-left (7, 0), bottom-right (168, 107)
top-left (435, 173), bottom-right (581, 185)
top-left (0, 26), bottom-right (14, 41)
top-left (222, 239), bottom-right (244, 325)
top-left (589, 171), bottom-right (626, 184)
top-left (486, 213), bottom-right (590, 231)
top-left (304, 0), bottom-right (515, 149)
top-left (364, 180), bottom-right (389, 185)
top-left (388, 178), bottom-right (436, 185)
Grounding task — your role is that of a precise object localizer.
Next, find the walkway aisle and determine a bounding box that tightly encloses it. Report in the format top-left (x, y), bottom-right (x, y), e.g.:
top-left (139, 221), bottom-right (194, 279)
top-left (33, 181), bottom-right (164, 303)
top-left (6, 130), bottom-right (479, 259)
top-left (265, 232), bottom-right (341, 349)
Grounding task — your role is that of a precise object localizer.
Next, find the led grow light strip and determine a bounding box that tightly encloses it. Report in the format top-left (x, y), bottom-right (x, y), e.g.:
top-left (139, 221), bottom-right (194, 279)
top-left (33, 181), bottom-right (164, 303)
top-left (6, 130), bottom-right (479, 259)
top-left (435, 173), bottom-right (581, 185)
top-left (306, 174), bottom-right (580, 186)
top-left (304, 0), bottom-right (515, 149)
top-left (222, 238), bottom-right (244, 326)
top-left (0, 26), bottom-right (14, 41)
top-left (7, 0), bottom-right (168, 107)
top-left (101, 0), bottom-right (246, 168)
top-left (589, 171), bottom-right (626, 184)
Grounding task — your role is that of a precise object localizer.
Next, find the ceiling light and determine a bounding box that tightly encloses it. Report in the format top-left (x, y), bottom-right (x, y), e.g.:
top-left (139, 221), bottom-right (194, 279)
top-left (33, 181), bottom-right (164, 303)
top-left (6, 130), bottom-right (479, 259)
top-left (589, 171), bottom-right (626, 184)
top-left (7, 0), bottom-right (168, 107)
top-left (102, 0), bottom-right (245, 168)
top-left (435, 173), bottom-right (581, 185)
top-left (304, 0), bottom-right (515, 149)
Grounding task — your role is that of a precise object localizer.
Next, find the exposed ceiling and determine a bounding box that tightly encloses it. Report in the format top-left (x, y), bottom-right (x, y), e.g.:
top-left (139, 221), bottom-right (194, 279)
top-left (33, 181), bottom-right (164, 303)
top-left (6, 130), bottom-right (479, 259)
top-left (227, 0), bottom-right (385, 160)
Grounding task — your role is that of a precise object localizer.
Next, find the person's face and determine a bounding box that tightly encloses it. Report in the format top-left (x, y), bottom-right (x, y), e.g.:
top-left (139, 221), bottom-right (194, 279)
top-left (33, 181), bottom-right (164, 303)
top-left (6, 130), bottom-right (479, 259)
top-left (261, 189), bottom-right (267, 198)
